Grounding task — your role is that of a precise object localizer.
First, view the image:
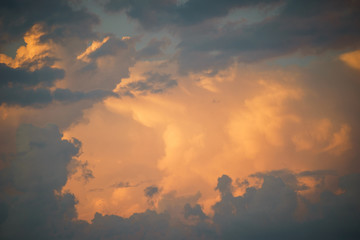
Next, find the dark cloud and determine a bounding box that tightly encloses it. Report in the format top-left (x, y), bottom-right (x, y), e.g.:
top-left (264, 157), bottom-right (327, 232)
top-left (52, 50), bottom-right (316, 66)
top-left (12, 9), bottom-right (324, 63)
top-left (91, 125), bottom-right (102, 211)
top-left (0, 87), bottom-right (116, 107)
top-left (212, 173), bottom-right (360, 240)
top-left (235, 178), bottom-right (249, 188)
top-left (0, 124), bottom-right (81, 239)
top-left (103, 0), bottom-right (360, 72)
top-left (68, 158), bottom-right (95, 184)
top-left (250, 169), bottom-right (308, 191)
top-left (103, 0), bottom-right (276, 29)
top-left (119, 72), bottom-right (178, 96)
top-left (1, 129), bottom-right (360, 240)
top-left (0, 0), bottom-right (99, 48)
top-left (86, 37), bottom-right (128, 60)
top-left (184, 203), bottom-right (208, 221)
top-left (112, 181), bottom-right (131, 188)
top-left (215, 174), bottom-right (233, 197)
top-left (112, 181), bottom-right (141, 188)
top-left (177, 0), bottom-right (360, 72)
top-left (70, 35), bottom-right (137, 92)
top-left (297, 170), bottom-right (337, 178)
top-left (78, 210), bottom-right (205, 240)
top-left (144, 185), bottom-right (159, 198)
top-left (136, 38), bottom-right (170, 60)
top-left (0, 63), bottom-right (64, 88)
top-left (53, 88), bottom-right (117, 103)
top-left (0, 63), bottom-right (62, 106)
top-left (0, 63), bottom-right (116, 107)
top-left (0, 86), bottom-right (53, 107)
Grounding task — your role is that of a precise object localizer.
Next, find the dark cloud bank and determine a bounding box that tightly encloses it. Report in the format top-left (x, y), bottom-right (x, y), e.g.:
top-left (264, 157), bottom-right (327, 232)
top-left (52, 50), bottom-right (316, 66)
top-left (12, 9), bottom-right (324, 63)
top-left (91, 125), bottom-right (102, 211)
top-left (0, 0), bottom-right (99, 49)
top-left (0, 125), bottom-right (359, 240)
top-left (0, 63), bottom-right (116, 107)
top-left (104, 0), bottom-right (360, 72)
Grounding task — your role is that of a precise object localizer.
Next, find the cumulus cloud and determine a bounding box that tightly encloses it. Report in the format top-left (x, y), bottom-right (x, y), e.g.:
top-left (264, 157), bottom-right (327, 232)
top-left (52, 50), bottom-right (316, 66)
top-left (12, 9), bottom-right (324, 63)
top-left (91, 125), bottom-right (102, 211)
top-left (211, 173), bottom-right (360, 239)
top-left (1, 0), bottom-right (360, 239)
top-left (2, 128), bottom-right (360, 240)
top-left (0, 124), bottom-right (82, 239)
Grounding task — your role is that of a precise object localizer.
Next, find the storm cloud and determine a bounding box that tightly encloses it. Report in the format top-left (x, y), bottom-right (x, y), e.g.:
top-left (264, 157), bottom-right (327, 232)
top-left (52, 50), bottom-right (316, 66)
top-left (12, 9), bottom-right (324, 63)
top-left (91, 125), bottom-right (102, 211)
top-left (1, 0), bottom-right (360, 239)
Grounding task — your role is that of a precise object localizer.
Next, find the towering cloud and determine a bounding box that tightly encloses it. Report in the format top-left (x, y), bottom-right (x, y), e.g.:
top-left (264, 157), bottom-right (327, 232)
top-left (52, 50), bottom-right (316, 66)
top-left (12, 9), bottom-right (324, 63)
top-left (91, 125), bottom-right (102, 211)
top-left (1, 0), bottom-right (360, 239)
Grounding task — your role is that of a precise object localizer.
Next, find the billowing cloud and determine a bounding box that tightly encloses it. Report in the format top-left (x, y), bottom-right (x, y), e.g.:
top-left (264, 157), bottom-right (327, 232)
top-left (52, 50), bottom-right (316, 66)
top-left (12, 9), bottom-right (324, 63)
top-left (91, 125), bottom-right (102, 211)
top-left (1, 0), bottom-right (360, 239)
top-left (1, 127), bottom-right (360, 240)
top-left (0, 124), bottom-right (82, 239)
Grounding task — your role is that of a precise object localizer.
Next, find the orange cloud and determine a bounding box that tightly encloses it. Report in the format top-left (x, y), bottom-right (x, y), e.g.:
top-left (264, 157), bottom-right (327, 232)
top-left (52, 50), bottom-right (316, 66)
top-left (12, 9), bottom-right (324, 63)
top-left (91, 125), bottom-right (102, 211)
top-left (77, 36), bottom-right (110, 63)
top-left (340, 50), bottom-right (360, 70)
top-left (63, 61), bottom-right (354, 221)
top-left (0, 24), bottom-right (53, 70)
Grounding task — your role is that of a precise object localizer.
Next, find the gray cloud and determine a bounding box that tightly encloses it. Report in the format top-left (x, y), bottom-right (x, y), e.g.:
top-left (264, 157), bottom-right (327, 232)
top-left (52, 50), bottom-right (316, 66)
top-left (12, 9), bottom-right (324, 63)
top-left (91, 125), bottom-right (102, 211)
top-left (0, 87), bottom-right (116, 107)
top-left (177, 0), bottom-right (360, 72)
top-left (86, 37), bottom-right (128, 61)
top-left (103, 0), bottom-right (360, 72)
top-left (53, 88), bottom-right (117, 103)
top-left (184, 203), bottom-right (208, 221)
top-left (144, 185), bottom-right (159, 198)
top-left (112, 180), bottom-right (142, 188)
top-left (0, 63), bottom-right (116, 107)
top-left (1, 128), bottom-right (360, 240)
top-left (136, 38), bottom-right (170, 60)
top-left (119, 72), bottom-right (178, 96)
top-left (102, 0), bottom-right (276, 29)
top-left (0, 124), bottom-right (81, 239)
top-left (0, 63), bottom-right (64, 87)
top-left (0, 0), bottom-right (99, 48)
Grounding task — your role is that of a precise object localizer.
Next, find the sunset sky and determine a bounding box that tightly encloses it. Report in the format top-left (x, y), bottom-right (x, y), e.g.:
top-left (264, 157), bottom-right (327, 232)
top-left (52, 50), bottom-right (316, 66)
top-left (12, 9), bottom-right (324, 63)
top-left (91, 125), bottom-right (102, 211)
top-left (1, 0), bottom-right (360, 239)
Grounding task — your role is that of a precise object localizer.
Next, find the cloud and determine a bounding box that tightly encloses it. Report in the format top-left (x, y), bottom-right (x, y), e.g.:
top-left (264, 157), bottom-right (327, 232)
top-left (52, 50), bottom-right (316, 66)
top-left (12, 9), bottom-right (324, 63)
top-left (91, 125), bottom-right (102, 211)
top-left (103, 0), bottom-right (360, 72)
top-left (53, 88), bottom-right (117, 103)
top-left (77, 36), bottom-right (128, 63)
top-left (212, 172), bottom-right (360, 239)
top-left (0, 1), bottom-right (359, 239)
top-left (112, 181), bottom-right (132, 188)
top-left (0, 124), bottom-right (82, 239)
top-left (0, 0), bottom-right (99, 48)
top-left (176, 0), bottom-right (360, 72)
top-left (0, 63), bottom-right (62, 106)
top-left (340, 49), bottom-right (360, 71)
top-left (136, 38), bottom-right (171, 60)
top-left (144, 185), bottom-right (160, 198)
top-left (102, 0), bottom-right (277, 29)
top-left (117, 71), bottom-right (178, 96)
top-left (0, 26), bottom-right (118, 107)
top-left (1, 125), bottom-right (360, 240)
top-left (65, 35), bottom-right (137, 92)
top-left (0, 63), bottom-right (64, 87)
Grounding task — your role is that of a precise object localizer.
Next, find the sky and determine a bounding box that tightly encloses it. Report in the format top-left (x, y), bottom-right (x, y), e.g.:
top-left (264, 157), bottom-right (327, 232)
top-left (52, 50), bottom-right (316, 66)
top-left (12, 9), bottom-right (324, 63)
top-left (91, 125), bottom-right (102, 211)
top-left (1, 0), bottom-right (360, 239)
